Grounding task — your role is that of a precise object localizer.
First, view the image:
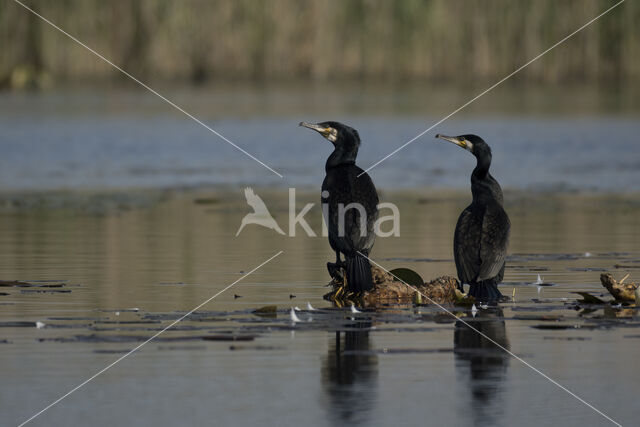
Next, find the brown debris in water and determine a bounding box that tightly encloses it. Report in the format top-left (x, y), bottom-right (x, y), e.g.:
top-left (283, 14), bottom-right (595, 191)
top-left (325, 265), bottom-right (464, 307)
top-left (600, 273), bottom-right (638, 302)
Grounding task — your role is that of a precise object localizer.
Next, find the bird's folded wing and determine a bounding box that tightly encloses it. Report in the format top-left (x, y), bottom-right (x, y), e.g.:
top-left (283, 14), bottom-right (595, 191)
top-left (454, 208), bottom-right (482, 284)
top-left (478, 204), bottom-right (510, 281)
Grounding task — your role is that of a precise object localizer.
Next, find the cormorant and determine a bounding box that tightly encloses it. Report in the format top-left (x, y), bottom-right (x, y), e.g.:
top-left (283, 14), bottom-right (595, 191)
top-left (436, 134), bottom-right (510, 302)
top-left (300, 121), bottom-right (379, 293)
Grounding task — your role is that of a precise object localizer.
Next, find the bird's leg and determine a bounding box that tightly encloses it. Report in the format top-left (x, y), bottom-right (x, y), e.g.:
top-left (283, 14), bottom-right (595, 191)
top-left (327, 252), bottom-right (345, 280)
top-left (327, 262), bottom-right (343, 280)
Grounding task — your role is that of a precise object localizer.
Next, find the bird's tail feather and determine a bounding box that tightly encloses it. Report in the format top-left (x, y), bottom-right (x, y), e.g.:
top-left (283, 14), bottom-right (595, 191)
top-left (345, 254), bottom-right (374, 293)
top-left (468, 282), bottom-right (502, 302)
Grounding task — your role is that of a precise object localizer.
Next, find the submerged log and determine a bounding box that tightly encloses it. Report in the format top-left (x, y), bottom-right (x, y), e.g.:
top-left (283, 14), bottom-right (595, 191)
top-left (600, 273), bottom-right (638, 302)
top-left (324, 265), bottom-right (466, 307)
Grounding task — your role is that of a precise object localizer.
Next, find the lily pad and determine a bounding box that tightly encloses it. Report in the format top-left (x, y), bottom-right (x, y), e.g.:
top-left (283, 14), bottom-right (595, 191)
top-left (389, 268), bottom-right (424, 287)
top-left (573, 292), bottom-right (606, 304)
top-left (252, 305), bottom-right (277, 318)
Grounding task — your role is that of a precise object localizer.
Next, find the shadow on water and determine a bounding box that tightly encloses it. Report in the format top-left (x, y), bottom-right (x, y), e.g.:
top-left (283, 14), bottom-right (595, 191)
top-left (321, 321), bottom-right (378, 426)
top-left (454, 309), bottom-right (510, 424)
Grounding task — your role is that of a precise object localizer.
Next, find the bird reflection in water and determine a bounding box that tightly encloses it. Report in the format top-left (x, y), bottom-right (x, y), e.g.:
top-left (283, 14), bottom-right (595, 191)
top-left (321, 321), bottom-right (378, 425)
top-left (454, 308), bottom-right (509, 421)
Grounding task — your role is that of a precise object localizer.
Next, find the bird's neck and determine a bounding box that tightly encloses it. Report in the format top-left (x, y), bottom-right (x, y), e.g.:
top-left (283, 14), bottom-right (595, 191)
top-left (471, 157), bottom-right (503, 205)
top-left (472, 154), bottom-right (491, 180)
top-left (326, 148), bottom-right (356, 171)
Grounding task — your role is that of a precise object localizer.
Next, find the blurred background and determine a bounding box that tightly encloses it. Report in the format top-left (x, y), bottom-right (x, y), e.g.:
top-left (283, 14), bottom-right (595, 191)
top-left (3, 0), bottom-right (640, 86)
top-left (1, 0), bottom-right (639, 194)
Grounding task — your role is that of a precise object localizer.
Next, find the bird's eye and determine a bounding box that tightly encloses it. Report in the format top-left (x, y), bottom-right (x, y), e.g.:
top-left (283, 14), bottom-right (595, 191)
top-left (459, 137), bottom-right (465, 142)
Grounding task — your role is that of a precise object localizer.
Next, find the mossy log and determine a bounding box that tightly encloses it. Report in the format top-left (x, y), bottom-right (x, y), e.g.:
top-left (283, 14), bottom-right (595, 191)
top-left (600, 273), bottom-right (638, 302)
top-left (324, 265), bottom-right (466, 307)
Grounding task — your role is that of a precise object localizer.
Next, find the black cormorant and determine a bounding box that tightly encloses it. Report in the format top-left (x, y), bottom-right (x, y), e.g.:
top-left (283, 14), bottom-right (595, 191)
top-left (436, 134), bottom-right (510, 302)
top-left (300, 121), bottom-right (379, 293)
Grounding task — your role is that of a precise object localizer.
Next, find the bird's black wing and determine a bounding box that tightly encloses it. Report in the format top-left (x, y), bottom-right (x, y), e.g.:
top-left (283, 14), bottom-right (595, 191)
top-left (344, 167), bottom-right (378, 253)
top-left (478, 202), bottom-right (510, 281)
top-left (322, 166), bottom-right (378, 255)
top-left (454, 206), bottom-right (483, 284)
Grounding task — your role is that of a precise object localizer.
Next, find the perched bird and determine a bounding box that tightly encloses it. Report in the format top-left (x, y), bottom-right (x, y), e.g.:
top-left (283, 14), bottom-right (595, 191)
top-left (300, 121), bottom-right (379, 293)
top-left (235, 187), bottom-right (285, 236)
top-left (436, 134), bottom-right (510, 302)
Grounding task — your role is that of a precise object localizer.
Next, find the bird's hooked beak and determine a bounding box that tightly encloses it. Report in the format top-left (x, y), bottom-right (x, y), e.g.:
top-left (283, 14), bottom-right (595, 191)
top-left (435, 134), bottom-right (473, 152)
top-left (299, 122), bottom-right (338, 142)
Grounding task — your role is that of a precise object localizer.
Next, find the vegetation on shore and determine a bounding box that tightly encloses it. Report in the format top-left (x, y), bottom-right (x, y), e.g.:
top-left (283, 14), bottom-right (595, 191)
top-left (1, 0), bottom-right (638, 89)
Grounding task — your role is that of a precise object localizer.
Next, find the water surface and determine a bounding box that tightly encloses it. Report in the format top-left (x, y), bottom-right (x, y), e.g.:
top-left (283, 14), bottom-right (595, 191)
top-left (1, 191), bottom-right (638, 426)
top-left (1, 88), bottom-right (639, 192)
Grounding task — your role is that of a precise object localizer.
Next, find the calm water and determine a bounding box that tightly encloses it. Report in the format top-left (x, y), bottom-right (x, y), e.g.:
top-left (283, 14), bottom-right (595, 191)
top-left (1, 88), bottom-right (639, 426)
top-left (1, 190), bottom-right (639, 426)
top-left (1, 88), bottom-right (640, 192)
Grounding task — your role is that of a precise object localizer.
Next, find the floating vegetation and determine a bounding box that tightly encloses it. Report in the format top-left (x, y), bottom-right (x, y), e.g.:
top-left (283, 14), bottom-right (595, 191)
top-left (573, 292), bottom-right (606, 304)
top-left (252, 305), bottom-right (278, 318)
top-left (324, 265), bottom-right (465, 307)
top-left (20, 289), bottom-right (71, 294)
top-left (389, 268), bottom-right (425, 287)
top-left (530, 324), bottom-right (580, 330)
top-left (0, 280), bottom-right (68, 290)
top-left (600, 273), bottom-right (638, 302)
top-left (38, 334), bottom-right (242, 343)
top-left (0, 321), bottom-right (39, 327)
top-left (93, 349), bottom-right (133, 354)
top-left (94, 320), bottom-right (160, 325)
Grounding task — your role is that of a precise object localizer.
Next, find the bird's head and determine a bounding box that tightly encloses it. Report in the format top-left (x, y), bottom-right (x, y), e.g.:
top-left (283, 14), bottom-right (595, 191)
top-left (299, 121), bottom-right (360, 152)
top-left (435, 133), bottom-right (491, 160)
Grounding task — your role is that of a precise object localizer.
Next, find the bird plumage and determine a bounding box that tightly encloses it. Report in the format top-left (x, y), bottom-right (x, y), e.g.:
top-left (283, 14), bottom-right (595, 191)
top-left (301, 121), bottom-right (379, 293)
top-left (437, 134), bottom-right (510, 302)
